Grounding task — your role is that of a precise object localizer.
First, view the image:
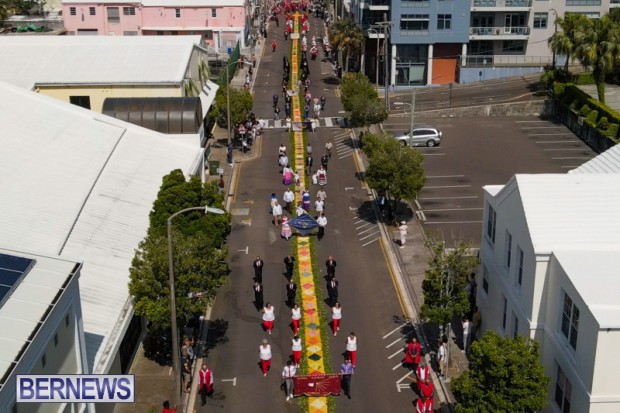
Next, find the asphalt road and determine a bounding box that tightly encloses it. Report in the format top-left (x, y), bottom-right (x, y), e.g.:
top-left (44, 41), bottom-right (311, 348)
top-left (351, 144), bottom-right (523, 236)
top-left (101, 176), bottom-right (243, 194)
top-left (380, 115), bottom-right (597, 246)
top-left (197, 13), bottom-right (424, 413)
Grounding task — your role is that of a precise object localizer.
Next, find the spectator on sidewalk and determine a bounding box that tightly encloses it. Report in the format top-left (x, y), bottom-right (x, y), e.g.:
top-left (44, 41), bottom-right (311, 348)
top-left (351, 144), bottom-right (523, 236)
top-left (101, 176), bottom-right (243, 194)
top-left (198, 364), bottom-right (214, 405)
top-left (398, 221), bottom-right (408, 248)
top-left (162, 400), bottom-right (176, 413)
top-left (462, 316), bottom-right (472, 353)
top-left (437, 336), bottom-right (448, 379)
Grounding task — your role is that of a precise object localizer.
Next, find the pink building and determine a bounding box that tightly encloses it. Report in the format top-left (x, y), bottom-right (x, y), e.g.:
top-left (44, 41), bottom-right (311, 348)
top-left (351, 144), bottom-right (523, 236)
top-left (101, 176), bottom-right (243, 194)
top-left (61, 0), bottom-right (252, 51)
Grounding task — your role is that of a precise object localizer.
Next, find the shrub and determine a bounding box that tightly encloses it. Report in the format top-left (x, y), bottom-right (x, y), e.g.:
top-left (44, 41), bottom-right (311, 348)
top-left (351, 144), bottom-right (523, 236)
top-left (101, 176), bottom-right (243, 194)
top-left (597, 117), bottom-right (610, 130)
top-left (606, 123), bottom-right (619, 138)
top-left (578, 104), bottom-right (592, 117)
top-left (574, 72), bottom-right (595, 85)
top-left (586, 110), bottom-right (599, 125)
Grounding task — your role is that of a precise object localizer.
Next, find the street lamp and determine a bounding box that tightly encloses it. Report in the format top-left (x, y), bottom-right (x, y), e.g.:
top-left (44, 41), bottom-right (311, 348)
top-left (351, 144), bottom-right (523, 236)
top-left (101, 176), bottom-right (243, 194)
top-left (367, 28), bottom-right (380, 94)
top-left (225, 59), bottom-right (253, 144)
top-left (167, 205), bottom-right (225, 410)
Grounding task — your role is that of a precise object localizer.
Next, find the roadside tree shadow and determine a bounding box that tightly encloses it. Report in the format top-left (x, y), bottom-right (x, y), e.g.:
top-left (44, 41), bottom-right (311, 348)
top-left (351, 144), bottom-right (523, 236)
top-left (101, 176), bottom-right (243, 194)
top-left (203, 318), bottom-right (229, 356)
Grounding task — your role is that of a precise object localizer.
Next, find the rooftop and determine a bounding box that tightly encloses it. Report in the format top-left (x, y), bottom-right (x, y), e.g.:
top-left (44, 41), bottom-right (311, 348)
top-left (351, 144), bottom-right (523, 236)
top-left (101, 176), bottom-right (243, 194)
top-left (0, 81), bottom-right (202, 373)
top-left (0, 35), bottom-right (202, 90)
top-left (553, 249), bottom-right (620, 329)
top-left (570, 144), bottom-right (620, 174)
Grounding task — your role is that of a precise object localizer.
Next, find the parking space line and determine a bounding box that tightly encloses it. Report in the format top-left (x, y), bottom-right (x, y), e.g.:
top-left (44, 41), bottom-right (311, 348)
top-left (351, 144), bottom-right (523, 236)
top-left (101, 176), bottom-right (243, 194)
top-left (427, 175), bottom-right (465, 179)
top-left (528, 133), bottom-right (574, 136)
top-left (360, 231), bottom-right (381, 241)
top-left (520, 126), bottom-right (563, 129)
top-left (419, 196), bottom-right (478, 200)
top-left (515, 120), bottom-right (547, 123)
top-left (424, 220), bottom-right (483, 224)
top-left (339, 153), bottom-right (354, 159)
top-left (386, 337), bottom-right (403, 348)
top-left (424, 185), bottom-right (471, 189)
top-left (543, 148), bottom-right (587, 151)
top-left (388, 348), bottom-right (404, 359)
top-left (560, 165), bottom-right (581, 169)
top-left (358, 226), bottom-right (379, 235)
top-left (422, 207), bottom-right (483, 212)
top-left (552, 157), bottom-right (593, 160)
top-left (392, 363), bottom-right (404, 371)
top-left (356, 222), bottom-right (374, 230)
top-left (362, 237), bottom-right (381, 246)
top-left (383, 324), bottom-right (405, 339)
top-left (536, 141), bottom-right (579, 144)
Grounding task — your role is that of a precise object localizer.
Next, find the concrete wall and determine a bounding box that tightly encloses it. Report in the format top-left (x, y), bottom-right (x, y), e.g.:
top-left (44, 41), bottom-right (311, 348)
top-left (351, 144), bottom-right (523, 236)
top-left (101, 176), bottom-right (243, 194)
top-left (460, 66), bottom-right (543, 83)
top-left (414, 99), bottom-right (547, 118)
top-left (551, 103), bottom-right (616, 154)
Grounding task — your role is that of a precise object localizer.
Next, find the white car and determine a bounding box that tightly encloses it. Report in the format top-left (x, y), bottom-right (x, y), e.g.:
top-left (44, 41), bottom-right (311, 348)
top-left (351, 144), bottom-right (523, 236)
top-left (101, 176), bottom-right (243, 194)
top-left (394, 127), bottom-right (442, 147)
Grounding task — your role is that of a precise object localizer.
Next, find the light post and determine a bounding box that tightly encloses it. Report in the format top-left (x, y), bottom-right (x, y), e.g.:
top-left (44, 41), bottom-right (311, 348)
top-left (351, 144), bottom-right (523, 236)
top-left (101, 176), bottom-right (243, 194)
top-left (167, 205), bottom-right (225, 410)
top-left (367, 28), bottom-right (380, 94)
top-left (376, 17), bottom-right (391, 110)
top-left (225, 59), bottom-right (253, 145)
top-left (550, 8), bottom-right (558, 69)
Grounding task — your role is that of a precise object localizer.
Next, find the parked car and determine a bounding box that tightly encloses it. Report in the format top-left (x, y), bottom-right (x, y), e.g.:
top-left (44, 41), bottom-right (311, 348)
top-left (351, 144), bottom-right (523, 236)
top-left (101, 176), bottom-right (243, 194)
top-left (393, 127), bottom-right (442, 147)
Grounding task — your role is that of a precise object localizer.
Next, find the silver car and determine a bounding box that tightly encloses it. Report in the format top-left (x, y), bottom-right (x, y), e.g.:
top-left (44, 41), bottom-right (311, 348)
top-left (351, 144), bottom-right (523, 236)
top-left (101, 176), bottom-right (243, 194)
top-left (393, 127), bottom-right (442, 147)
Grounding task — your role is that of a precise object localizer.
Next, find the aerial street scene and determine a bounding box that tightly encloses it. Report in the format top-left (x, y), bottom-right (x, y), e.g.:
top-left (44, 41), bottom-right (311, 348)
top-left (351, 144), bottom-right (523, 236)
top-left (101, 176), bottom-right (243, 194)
top-left (1, 1), bottom-right (620, 413)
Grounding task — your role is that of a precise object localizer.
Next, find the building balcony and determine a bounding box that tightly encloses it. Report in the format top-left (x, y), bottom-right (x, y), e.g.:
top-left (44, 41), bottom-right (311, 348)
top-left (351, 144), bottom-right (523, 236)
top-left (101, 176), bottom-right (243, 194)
top-left (469, 26), bottom-right (530, 40)
top-left (471, 0), bottom-right (532, 12)
top-left (611, 0), bottom-right (620, 7)
top-left (363, 0), bottom-right (390, 11)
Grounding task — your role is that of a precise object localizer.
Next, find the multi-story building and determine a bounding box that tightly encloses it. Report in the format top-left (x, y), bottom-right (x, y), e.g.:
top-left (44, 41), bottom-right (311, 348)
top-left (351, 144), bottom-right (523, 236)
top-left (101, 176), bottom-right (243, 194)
top-left (355, 0), bottom-right (617, 85)
top-left (61, 0), bottom-right (251, 50)
top-left (477, 147), bottom-right (620, 412)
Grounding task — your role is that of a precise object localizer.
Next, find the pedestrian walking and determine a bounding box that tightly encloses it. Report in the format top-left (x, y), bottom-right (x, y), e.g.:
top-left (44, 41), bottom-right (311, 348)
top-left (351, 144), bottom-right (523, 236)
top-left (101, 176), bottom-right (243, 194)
top-left (437, 336), bottom-right (447, 379)
top-left (316, 188), bottom-right (327, 206)
top-left (218, 174), bottom-right (225, 193)
top-left (316, 213), bottom-right (327, 240)
top-left (262, 302), bottom-right (275, 334)
top-left (301, 189), bottom-right (311, 211)
top-left (303, 103), bottom-right (310, 120)
top-left (282, 361), bottom-right (296, 401)
top-left (286, 278), bottom-right (297, 307)
top-left (462, 316), bottom-right (472, 353)
top-left (404, 337), bottom-right (421, 370)
top-left (279, 143), bottom-right (287, 157)
top-left (419, 376), bottom-right (435, 411)
top-left (272, 201), bottom-right (283, 226)
top-left (281, 216), bottom-right (292, 240)
top-left (274, 105), bottom-right (281, 120)
top-left (314, 197), bottom-right (324, 215)
top-left (320, 153), bottom-right (329, 170)
top-left (259, 339), bottom-right (272, 376)
top-left (346, 332), bottom-right (358, 367)
top-left (415, 359), bottom-right (430, 393)
top-left (284, 255), bottom-right (295, 278)
top-left (332, 302), bottom-right (342, 335)
top-left (291, 334), bottom-right (302, 367)
top-left (198, 364), bottom-right (214, 405)
top-left (327, 276), bottom-right (339, 305)
top-left (253, 256), bottom-right (264, 283)
top-left (226, 143), bottom-right (233, 166)
top-left (325, 256), bottom-right (337, 279)
top-left (252, 53), bottom-right (257, 68)
top-left (254, 281), bottom-right (264, 310)
top-left (291, 305), bottom-right (301, 335)
top-left (283, 188), bottom-right (295, 213)
top-left (325, 141), bottom-right (333, 158)
top-left (306, 142), bottom-right (312, 155)
top-left (305, 153), bottom-right (313, 176)
top-left (272, 40), bottom-right (277, 52)
top-left (398, 221), bottom-right (408, 248)
top-left (320, 95), bottom-right (326, 110)
top-left (340, 359), bottom-right (354, 399)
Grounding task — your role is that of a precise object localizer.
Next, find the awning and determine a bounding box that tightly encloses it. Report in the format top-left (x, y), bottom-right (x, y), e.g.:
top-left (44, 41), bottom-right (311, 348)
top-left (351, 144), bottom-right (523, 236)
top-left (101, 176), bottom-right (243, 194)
top-left (199, 80), bottom-right (219, 120)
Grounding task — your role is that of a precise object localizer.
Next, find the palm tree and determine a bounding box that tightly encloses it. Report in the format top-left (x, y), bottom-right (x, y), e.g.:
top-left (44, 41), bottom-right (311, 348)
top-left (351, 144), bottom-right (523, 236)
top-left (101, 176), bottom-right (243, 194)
top-left (329, 18), bottom-right (363, 72)
top-left (573, 15), bottom-right (620, 103)
top-left (548, 13), bottom-right (589, 72)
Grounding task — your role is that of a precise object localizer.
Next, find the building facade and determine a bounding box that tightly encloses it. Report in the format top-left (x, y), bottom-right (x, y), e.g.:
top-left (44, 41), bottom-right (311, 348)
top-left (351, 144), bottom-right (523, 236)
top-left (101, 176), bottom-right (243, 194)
top-left (61, 0), bottom-right (251, 50)
top-left (478, 172), bottom-right (620, 413)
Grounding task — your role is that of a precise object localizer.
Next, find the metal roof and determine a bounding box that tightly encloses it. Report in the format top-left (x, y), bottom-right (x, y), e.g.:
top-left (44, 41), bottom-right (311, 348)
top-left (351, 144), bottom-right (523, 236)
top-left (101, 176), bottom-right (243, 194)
top-left (0, 82), bottom-right (202, 373)
top-left (511, 174), bottom-right (620, 254)
top-left (0, 35), bottom-right (202, 90)
top-left (570, 144), bottom-right (620, 174)
top-left (0, 249), bottom-right (80, 389)
top-left (553, 249), bottom-right (620, 328)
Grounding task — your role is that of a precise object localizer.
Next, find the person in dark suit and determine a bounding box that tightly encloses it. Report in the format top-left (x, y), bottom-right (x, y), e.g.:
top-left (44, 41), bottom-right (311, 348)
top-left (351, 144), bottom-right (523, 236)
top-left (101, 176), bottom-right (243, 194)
top-left (284, 255), bottom-right (296, 278)
top-left (254, 281), bottom-right (264, 310)
top-left (253, 256), bottom-right (264, 283)
top-left (327, 277), bottom-right (339, 305)
top-left (325, 256), bottom-right (337, 279)
top-left (286, 279), bottom-right (297, 307)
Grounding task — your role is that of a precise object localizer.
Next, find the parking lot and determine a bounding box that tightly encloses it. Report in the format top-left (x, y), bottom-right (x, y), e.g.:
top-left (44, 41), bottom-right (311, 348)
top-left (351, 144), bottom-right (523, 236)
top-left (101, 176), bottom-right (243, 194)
top-left (380, 115), bottom-right (597, 246)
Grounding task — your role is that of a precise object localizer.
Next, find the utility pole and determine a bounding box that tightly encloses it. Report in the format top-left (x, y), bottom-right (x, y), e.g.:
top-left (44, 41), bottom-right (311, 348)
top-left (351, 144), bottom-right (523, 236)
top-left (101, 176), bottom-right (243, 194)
top-left (383, 13), bottom-right (389, 110)
top-left (408, 88), bottom-right (416, 144)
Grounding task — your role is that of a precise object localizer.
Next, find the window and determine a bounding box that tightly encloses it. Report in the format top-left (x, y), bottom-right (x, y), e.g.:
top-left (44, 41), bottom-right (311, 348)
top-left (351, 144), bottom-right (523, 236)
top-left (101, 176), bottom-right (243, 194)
top-left (486, 203), bottom-right (496, 243)
top-left (533, 12), bottom-right (548, 28)
top-left (555, 364), bottom-right (572, 413)
top-left (517, 247), bottom-right (524, 286)
top-left (54, 333), bottom-right (59, 346)
top-left (502, 40), bottom-right (526, 52)
top-left (566, 0), bottom-right (600, 5)
top-left (107, 7), bottom-right (120, 23)
top-left (89, 7), bottom-right (96, 15)
top-left (502, 296), bottom-right (507, 330)
top-left (211, 8), bottom-right (217, 17)
top-left (437, 14), bottom-right (451, 30)
top-left (204, 30), bottom-right (213, 40)
top-left (482, 265), bottom-right (489, 294)
top-left (561, 292), bottom-right (579, 349)
top-left (175, 8), bottom-right (181, 18)
top-left (505, 231), bottom-right (512, 269)
top-left (513, 313), bottom-right (519, 338)
top-left (41, 354), bottom-right (47, 368)
top-left (69, 96), bottom-right (91, 110)
top-left (69, 7), bottom-right (76, 15)
top-left (123, 7), bottom-right (135, 16)
top-left (400, 15), bottom-right (430, 31)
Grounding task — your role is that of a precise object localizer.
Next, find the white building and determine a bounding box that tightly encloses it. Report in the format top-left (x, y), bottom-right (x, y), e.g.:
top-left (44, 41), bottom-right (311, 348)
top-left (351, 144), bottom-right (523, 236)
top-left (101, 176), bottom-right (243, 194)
top-left (0, 249), bottom-right (87, 413)
top-left (0, 81), bottom-right (203, 413)
top-left (478, 164), bottom-right (620, 412)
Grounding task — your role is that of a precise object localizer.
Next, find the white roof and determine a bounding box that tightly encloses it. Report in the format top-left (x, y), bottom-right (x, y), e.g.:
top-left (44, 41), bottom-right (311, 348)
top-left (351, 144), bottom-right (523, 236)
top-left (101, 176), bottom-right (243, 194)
top-left (0, 82), bottom-right (202, 373)
top-left (0, 249), bottom-right (80, 386)
top-left (570, 144), bottom-right (620, 174)
top-left (0, 36), bottom-right (202, 90)
top-left (510, 174), bottom-right (620, 254)
top-left (553, 249), bottom-right (620, 328)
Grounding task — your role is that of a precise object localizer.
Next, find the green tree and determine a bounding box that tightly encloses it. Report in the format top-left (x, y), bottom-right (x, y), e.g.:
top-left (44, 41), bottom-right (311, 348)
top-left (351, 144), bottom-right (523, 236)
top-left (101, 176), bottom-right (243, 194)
top-left (329, 18), bottom-right (363, 72)
top-left (362, 134), bottom-right (425, 210)
top-left (211, 86), bottom-right (253, 129)
top-left (452, 331), bottom-right (550, 413)
top-left (128, 170), bottom-right (231, 331)
top-left (339, 72), bottom-right (379, 112)
top-left (420, 240), bottom-right (478, 328)
top-left (573, 15), bottom-right (620, 103)
top-left (349, 98), bottom-right (388, 130)
top-left (549, 13), bottom-right (589, 72)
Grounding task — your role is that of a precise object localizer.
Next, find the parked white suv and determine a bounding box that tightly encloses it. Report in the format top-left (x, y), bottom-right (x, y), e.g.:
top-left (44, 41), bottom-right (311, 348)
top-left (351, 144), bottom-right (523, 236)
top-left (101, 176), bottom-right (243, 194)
top-left (393, 127), bottom-right (442, 147)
